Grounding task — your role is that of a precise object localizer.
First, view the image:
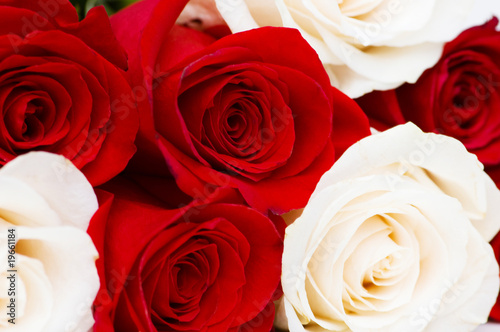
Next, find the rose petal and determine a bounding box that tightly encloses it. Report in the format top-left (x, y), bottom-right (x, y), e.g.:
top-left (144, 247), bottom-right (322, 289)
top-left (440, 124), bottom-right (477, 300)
top-left (0, 152), bottom-right (97, 231)
top-left (315, 122), bottom-right (500, 240)
top-left (15, 225), bottom-right (98, 332)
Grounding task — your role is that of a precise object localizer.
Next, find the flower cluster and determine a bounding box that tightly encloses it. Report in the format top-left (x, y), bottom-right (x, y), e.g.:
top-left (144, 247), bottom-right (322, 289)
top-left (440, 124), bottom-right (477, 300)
top-left (1, 0), bottom-right (500, 332)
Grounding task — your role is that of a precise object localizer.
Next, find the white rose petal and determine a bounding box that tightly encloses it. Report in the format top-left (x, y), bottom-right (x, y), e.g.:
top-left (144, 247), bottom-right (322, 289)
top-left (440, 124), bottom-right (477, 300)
top-left (315, 123), bottom-right (500, 241)
top-left (0, 152), bottom-right (99, 331)
top-left (216, 0), bottom-right (499, 97)
top-left (278, 123), bottom-right (500, 332)
top-left (0, 152), bottom-right (98, 231)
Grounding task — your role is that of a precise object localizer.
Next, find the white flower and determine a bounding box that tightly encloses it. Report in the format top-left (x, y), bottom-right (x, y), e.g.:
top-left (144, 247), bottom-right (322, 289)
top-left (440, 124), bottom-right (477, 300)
top-left (214, 0), bottom-right (497, 97)
top-left (0, 152), bottom-right (99, 332)
top-left (277, 123), bottom-right (500, 332)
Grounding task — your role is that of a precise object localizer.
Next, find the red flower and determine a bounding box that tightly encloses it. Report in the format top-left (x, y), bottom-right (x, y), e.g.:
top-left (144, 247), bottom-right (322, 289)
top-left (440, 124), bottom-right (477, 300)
top-left (0, 0), bottom-right (139, 185)
top-left (356, 18), bottom-right (500, 186)
top-left (89, 178), bottom-right (284, 332)
top-left (111, 0), bottom-right (370, 214)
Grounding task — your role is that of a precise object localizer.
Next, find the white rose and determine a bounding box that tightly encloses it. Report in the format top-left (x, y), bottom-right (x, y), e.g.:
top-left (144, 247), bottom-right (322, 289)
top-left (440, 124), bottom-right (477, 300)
top-left (277, 123), bottom-right (500, 332)
top-left (214, 0), bottom-right (497, 97)
top-left (0, 152), bottom-right (99, 332)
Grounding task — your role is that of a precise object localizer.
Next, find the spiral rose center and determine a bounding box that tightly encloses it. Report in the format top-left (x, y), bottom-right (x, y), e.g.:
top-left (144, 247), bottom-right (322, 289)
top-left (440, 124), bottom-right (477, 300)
top-left (226, 112), bottom-right (245, 136)
top-left (144, 239), bottom-right (220, 328)
top-left (220, 103), bottom-right (260, 154)
top-left (448, 83), bottom-right (483, 128)
top-left (436, 52), bottom-right (499, 137)
top-left (174, 257), bottom-right (208, 300)
top-left (22, 103), bottom-right (44, 138)
top-left (4, 92), bottom-right (50, 145)
top-left (178, 68), bottom-right (295, 178)
top-left (372, 256), bottom-right (393, 277)
top-left (331, 212), bottom-right (420, 315)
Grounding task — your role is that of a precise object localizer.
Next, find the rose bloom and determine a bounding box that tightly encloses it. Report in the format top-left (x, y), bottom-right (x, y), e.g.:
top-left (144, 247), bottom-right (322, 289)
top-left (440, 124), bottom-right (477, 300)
top-left (0, 0), bottom-right (138, 185)
top-left (89, 178), bottom-right (284, 332)
top-left (0, 152), bottom-right (99, 331)
top-left (110, 0), bottom-right (370, 214)
top-left (276, 123), bottom-right (500, 332)
top-left (214, 0), bottom-right (495, 98)
top-left (357, 18), bottom-right (500, 191)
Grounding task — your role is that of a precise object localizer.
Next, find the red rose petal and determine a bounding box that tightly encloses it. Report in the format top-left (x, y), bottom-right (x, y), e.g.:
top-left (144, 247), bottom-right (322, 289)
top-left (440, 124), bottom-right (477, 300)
top-left (330, 86), bottom-right (371, 159)
top-left (0, 0), bottom-right (78, 27)
top-left (355, 89), bottom-right (405, 131)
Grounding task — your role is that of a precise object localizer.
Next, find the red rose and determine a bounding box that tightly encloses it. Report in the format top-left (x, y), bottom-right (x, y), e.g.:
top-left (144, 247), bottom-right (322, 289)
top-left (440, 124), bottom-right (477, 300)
top-left (89, 179), bottom-right (284, 332)
top-left (110, 0), bottom-right (370, 214)
top-left (356, 18), bottom-right (500, 185)
top-left (0, 0), bottom-right (138, 185)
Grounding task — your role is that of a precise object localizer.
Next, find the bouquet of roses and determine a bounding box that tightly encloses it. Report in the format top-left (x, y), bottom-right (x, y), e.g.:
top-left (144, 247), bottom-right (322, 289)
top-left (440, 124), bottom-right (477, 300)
top-left (2, 0), bottom-right (500, 331)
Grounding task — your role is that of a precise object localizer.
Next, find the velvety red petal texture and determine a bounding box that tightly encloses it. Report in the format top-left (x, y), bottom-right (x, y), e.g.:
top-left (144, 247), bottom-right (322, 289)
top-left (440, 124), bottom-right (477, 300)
top-left (0, 0), bottom-right (138, 185)
top-left (0, 0), bottom-right (78, 28)
top-left (330, 87), bottom-right (371, 158)
top-left (87, 189), bottom-right (116, 331)
top-left (355, 18), bottom-right (500, 188)
top-left (110, 0), bottom-right (192, 177)
top-left (89, 178), bottom-right (283, 332)
top-left (111, 0), bottom-right (370, 213)
top-left (355, 89), bottom-right (405, 131)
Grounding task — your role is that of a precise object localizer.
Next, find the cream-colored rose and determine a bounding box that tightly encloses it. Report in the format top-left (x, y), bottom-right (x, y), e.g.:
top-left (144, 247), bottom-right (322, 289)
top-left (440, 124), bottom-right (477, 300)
top-left (0, 152), bottom-right (99, 332)
top-left (277, 123), bottom-right (500, 332)
top-left (215, 0), bottom-right (497, 97)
